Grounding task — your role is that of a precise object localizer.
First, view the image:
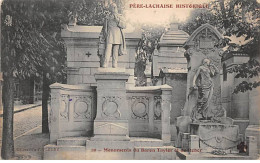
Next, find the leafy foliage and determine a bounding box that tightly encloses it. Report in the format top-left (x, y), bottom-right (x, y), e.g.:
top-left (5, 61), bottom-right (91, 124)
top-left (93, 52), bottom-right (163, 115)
top-left (180, 8), bottom-right (218, 35)
top-left (135, 25), bottom-right (165, 86)
top-left (1, 0), bottom-right (67, 82)
top-left (181, 0), bottom-right (260, 93)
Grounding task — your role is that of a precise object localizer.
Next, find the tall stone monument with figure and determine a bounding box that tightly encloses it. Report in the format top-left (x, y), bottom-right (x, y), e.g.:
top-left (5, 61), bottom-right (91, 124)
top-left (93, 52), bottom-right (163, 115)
top-left (92, 2), bottom-right (130, 141)
top-left (175, 24), bottom-right (247, 158)
top-left (44, 1), bottom-right (176, 160)
top-left (182, 24), bottom-right (225, 121)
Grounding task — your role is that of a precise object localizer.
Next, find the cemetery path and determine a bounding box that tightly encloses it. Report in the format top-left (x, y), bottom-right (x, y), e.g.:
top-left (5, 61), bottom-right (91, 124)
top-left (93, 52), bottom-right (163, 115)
top-left (12, 105), bottom-right (49, 160)
top-left (0, 105), bottom-right (50, 160)
top-left (13, 105), bottom-right (42, 139)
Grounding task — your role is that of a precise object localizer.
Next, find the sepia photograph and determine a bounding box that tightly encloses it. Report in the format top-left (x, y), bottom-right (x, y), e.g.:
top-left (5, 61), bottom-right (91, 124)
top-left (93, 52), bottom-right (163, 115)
top-left (0, 0), bottom-right (259, 160)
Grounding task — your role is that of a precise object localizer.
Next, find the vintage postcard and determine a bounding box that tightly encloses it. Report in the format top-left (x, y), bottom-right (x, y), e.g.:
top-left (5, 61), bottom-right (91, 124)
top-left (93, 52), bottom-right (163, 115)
top-left (0, 0), bottom-right (259, 160)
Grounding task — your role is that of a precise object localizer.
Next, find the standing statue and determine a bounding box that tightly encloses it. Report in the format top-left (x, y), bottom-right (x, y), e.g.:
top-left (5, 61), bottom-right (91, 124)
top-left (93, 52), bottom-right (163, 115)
top-left (99, 2), bottom-right (127, 68)
top-left (192, 58), bottom-right (219, 120)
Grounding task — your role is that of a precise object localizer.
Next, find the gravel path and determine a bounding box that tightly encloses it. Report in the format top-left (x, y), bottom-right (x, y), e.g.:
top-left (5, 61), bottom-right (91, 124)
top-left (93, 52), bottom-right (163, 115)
top-left (13, 106), bottom-right (42, 138)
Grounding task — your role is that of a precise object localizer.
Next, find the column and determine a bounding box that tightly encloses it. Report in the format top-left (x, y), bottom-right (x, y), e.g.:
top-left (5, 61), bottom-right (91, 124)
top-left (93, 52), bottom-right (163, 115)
top-left (0, 2), bottom-right (3, 146)
top-left (246, 136), bottom-right (257, 158)
top-left (182, 133), bottom-right (190, 151)
top-left (189, 135), bottom-right (200, 154)
top-left (148, 96), bottom-right (154, 135)
top-left (161, 86), bottom-right (172, 145)
top-left (49, 83), bottom-right (62, 143)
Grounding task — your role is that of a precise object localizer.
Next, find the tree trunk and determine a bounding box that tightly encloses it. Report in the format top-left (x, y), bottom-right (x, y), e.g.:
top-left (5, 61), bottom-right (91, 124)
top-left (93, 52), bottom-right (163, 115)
top-left (1, 74), bottom-right (15, 159)
top-left (42, 72), bottom-right (49, 133)
top-left (219, 0), bottom-right (228, 28)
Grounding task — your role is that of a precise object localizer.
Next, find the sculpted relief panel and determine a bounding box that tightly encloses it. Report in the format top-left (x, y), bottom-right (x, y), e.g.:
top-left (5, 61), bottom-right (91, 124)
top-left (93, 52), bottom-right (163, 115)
top-left (191, 58), bottom-right (224, 120)
top-left (73, 96), bottom-right (92, 121)
top-left (154, 96), bottom-right (162, 120)
top-left (102, 96), bottom-right (122, 119)
top-left (60, 95), bottom-right (69, 121)
top-left (131, 96), bottom-right (149, 120)
top-left (58, 95), bottom-right (93, 122)
top-left (183, 24), bottom-right (226, 122)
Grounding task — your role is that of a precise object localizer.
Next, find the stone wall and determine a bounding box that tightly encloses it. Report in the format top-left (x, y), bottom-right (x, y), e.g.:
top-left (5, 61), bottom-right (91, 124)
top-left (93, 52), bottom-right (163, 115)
top-left (160, 73), bottom-right (187, 141)
top-left (49, 83), bottom-right (173, 143)
top-left (222, 53), bottom-right (250, 135)
top-left (49, 83), bottom-right (97, 143)
top-left (61, 25), bottom-right (141, 88)
top-left (152, 23), bottom-right (189, 77)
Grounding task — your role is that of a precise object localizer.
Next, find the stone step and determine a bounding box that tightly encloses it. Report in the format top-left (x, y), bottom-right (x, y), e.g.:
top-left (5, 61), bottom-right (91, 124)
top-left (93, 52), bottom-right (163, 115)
top-left (44, 144), bottom-right (86, 160)
top-left (130, 137), bottom-right (163, 147)
top-left (176, 149), bottom-right (257, 160)
top-left (57, 137), bottom-right (90, 146)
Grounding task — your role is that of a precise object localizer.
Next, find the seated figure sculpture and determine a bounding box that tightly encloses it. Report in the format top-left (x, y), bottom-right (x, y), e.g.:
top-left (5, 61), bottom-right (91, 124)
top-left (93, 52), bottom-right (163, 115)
top-left (99, 2), bottom-right (127, 68)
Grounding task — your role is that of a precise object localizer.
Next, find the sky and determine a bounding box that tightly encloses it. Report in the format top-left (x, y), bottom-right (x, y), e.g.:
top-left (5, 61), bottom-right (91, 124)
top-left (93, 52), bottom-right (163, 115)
top-left (124, 0), bottom-right (260, 27)
top-left (124, 0), bottom-right (213, 26)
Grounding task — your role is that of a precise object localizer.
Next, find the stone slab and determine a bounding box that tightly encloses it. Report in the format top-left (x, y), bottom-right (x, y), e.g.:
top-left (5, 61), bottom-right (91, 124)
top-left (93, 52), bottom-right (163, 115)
top-left (97, 67), bottom-right (126, 73)
top-left (245, 125), bottom-right (260, 154)
top-left (44, 137), bottom-right (176, 160)
top-left (130, 137), bottom-right (163, 147)
top-left (176, 149), bottom-right (257, 160)
top-left (44, 144), bottom-right (86, 160)
top-left (57, 137), bottom-right (89, 146)
top-left (93, 120), bottom-right (129, 139)
top-left (134, 146), bottom-right (176, 160)
top-left (85, 140), bottom-right (134, 160)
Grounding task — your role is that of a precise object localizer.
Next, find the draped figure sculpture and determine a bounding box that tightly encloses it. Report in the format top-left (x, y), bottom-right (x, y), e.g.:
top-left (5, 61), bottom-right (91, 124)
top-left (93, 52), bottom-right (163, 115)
top-left (192, 58), bottom-right (219, 120)
top-left (98, 2), bottom-right (127, 68)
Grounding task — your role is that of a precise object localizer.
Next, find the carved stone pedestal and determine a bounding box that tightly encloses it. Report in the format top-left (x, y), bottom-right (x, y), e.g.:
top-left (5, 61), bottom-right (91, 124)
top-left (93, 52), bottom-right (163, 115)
top-left (92, 68), bottom-right (130, 140)
top-left (190, 123), bottom-right (240, 153)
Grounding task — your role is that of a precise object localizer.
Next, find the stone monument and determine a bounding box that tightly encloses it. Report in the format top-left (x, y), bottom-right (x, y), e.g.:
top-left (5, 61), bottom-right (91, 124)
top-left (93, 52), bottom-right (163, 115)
top-left (91, 2), bottom-right (130, 141)
top-left (175, 24), bottom-right (246, 158)
top-left (44, 2), bottom-right (176, 160)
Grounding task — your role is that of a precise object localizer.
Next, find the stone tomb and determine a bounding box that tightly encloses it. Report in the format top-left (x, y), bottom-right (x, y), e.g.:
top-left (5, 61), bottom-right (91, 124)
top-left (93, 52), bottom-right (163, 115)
top-left (84, 68), bottom-right (175, 159)
top-left (176, 23), bottom-right (229, 149)
top-left (175, 24), bottom-right (257, 159)
top-left (62, 24), bottom-right (141, 88)
top-left (44, 68), bottom-right (176, 160)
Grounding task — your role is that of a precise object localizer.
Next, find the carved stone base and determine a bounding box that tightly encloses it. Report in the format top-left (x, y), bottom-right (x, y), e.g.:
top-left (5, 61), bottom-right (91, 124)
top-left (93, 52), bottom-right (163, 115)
top-left (94, 68), bottom-right (130, 140)
top-left (190, 123), bottom-right (240, 153)
top-left (176, 116), bottom-right (192, 148)
top-left (92, 120), bottom-right (130, 141)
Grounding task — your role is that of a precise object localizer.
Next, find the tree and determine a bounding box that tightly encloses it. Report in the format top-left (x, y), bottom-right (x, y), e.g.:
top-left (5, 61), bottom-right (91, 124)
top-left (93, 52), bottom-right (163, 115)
top-left (181, 0), bottom-right (260, 93)
top-left (135, 25), bottom-right (165, 86)
top-left (180, 8), bottom-right (218, 35)
top-left (1, 0), bottom-right (69, 158)
top-left (1, 0), bottom-right (126, 159)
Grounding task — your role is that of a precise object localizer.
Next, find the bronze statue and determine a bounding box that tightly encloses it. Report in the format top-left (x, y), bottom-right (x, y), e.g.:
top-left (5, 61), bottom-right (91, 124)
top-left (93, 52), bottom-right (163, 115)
top-left (192, 58), bottom-right (219, 120)
top-left (99, 2), bottom-right (126, 68)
